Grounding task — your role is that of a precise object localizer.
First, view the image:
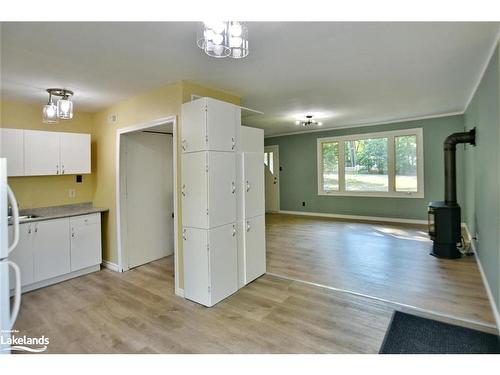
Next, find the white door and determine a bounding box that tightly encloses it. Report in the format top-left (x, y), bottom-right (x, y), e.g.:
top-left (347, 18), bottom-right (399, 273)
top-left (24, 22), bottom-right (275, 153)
top-left (209, 222), bottom-right (238, 306)
top-left (264, 145), bottom-right (280, 212)
top-left (181, 152), bottom-right (208, 229)
top-left (243, 152), bottom-right (265, 219)
top-left (243, 215), bottom-right (266, 284)
top-left (8, 223), bottom-right (34, 287)
top-left (125, 132), bottom-right (174, 269)
top-left (0, 128), bottom-right (25, 176)
top-left (33, 218), bottom-right (71, 282)
top-left (183, 227), bottom-right (210, 306)
top-left (24, 130), bottom-right (60, 176)
top-left (60, 133), bottom-right (91, 174)
top-left (70, 214), bottom-right (102, 271)
top-left (208, 152), bottom-right (236, 228)
top-left (206, 98), bottom-right (237, 152)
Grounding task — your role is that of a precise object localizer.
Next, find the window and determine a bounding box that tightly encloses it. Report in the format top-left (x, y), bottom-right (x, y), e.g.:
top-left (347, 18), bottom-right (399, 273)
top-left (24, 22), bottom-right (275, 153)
top-left (317, 128), bottom-right (424, 198)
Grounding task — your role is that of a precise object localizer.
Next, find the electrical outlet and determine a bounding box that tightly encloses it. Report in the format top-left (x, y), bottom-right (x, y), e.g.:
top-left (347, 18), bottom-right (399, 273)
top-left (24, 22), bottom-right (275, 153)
top-left (69, 189), bottom-right (76, 199)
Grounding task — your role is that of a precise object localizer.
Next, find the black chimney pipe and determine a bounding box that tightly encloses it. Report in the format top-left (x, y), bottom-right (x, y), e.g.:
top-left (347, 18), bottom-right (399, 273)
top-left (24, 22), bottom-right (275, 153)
top-left (444, 128), bottom-right (476, 204)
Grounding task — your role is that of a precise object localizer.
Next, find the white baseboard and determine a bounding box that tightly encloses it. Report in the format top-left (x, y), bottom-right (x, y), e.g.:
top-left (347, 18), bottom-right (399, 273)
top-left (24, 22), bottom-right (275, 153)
top-left (278, 210), bottom-right (428, 225)
top-left (463, 224), bottom-right (500, 332)
top-left (102, 260), bottom-right (121, 272)
top-left (175, 287), bottom-right (184, 298)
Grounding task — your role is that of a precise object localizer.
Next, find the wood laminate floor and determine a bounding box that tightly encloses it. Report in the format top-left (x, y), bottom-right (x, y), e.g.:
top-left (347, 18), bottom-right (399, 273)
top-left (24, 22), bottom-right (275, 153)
top-left (14, 256), bottom-right (496, 354)
top-left (266, 213), bottom-right (496, 327)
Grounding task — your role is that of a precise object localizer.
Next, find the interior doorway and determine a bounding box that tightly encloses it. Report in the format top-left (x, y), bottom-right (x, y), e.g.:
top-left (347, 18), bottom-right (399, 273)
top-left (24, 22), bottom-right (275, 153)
top-left (116, 117), bottom-right (178, 292)
top-left (264, 145), bottom-right (280, 212)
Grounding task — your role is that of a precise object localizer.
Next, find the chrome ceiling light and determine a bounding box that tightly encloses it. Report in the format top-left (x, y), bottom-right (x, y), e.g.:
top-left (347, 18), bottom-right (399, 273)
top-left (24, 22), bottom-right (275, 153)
top-left (197, 22), bottom-right (249, 59)
top-left (296, 115), bottom-right (323, 127)
top-left (42, 88), bottom-right (74, 123)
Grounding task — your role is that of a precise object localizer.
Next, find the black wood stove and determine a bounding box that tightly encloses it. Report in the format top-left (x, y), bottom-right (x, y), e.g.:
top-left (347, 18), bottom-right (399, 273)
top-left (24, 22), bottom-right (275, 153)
top-left (428, 128), bottom-right (475, 259)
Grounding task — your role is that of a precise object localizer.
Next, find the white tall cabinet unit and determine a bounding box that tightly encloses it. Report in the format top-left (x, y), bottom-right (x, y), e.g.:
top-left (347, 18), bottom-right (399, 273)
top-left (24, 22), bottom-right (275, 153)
top-left (236, 126), bottom-right (266, 287)
top-left (182, 97), bottom-right (240, 307)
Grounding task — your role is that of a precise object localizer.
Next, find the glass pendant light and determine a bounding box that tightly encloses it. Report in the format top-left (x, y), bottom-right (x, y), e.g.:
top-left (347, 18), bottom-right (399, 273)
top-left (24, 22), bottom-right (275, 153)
top-left (57, 94), bottom-right (74, 120)
top-left (42, 88), bottom-right (74, 123)
top-left (42, 91), bottom-right (58, 124)
top-left (197, 21), bottom-right (248, 59)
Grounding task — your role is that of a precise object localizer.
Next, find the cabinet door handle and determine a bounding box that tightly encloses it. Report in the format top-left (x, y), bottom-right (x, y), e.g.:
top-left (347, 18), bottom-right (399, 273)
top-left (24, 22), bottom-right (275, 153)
top-left (56, 165), bottom-right (59, 174)
top-left (182, 229), bottom-right (187, 241)
top-left (246, 221), bottom-right (251, 232)
top-left (181, 184), bottom-right (186, 197)
top-left (231, 181), bottom-right (236, 194)
top-left (62, 165), bottom-right (65, 174)
top-left (231, 137), bottom-right (235, 150)
top-left (27, 225), bottom-right (32, 234)
top-left (34, 224), bottom-right (38, 233)
top-left (232, 224), bottom-right (237, 237)
top-left (246, 181), bottom-right (250, 192)
top-left (182, 139), bottom-right (187, 151)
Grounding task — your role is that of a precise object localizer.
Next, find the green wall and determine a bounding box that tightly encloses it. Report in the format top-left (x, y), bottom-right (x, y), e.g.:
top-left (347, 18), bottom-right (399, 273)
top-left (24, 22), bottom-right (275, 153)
top-left (265, 115), bottom-right (465, 221)
top-left (463, 43), bottom-right (500, 312)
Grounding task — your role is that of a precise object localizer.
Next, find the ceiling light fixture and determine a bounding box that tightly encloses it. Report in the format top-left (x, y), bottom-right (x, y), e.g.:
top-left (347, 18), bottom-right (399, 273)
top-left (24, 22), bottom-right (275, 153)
top-left (197, 22), bottom-right (249, 59)
top-left (296, 115), bottom-right (323, 127)
top-left (42, 88), bottom-right (74, 124)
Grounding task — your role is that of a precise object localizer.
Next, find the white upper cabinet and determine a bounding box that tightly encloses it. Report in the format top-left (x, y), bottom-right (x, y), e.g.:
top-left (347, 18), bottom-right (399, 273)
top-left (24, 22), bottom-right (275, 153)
top-left (237, 126), bottom-right (264, 153)
top-left (181, 97), bottom-right (239, 153)
top-left (60, 132), bottom-right (91, 174)
top-left (0, 128), bottom-right (25, 176)
top-left (3, 128), bottom-right (91, 176)
top-left (24, 130), bottom-right (61, 176)
top-left (182, 151), bottom-right (236, 229)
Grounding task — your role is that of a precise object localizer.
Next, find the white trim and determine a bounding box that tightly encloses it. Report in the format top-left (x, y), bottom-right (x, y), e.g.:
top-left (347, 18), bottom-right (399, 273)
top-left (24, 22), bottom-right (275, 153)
top-left (102, 260), bottom-right (120, 272)
top-left (463, 28), bottom-right (500, 112)
top-left (266, 272), bottom-right (497, 331)
top-left (462, 224), bottom-right (500, 332)
top-left (264, 111), bottom-right (462, 138)
top-left (278, 210), bottom-right (428, 225)
top-left (115, 116), bottom-right (180, 295)
top-left (191, 94), bottom-right (263, 114)
top-left (316, 128), bottom-right (424, 198)
top-left (175, 287), bottom-right (184, 298)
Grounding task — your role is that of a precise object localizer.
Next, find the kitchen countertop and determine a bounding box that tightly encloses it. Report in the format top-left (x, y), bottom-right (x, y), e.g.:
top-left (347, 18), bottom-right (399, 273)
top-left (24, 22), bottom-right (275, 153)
top-left (12, 203), bottom-right (108, 225)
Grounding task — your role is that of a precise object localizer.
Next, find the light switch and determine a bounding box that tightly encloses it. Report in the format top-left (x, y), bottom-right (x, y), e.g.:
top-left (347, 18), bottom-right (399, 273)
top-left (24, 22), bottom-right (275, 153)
top-left (69, 189), bottom-right (76, 199)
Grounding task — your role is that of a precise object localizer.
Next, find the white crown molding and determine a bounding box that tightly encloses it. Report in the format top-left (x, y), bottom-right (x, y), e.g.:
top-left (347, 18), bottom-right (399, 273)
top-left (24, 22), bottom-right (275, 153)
top-left (264, 111), bottom-right (463, 138)
top-left (462, 27), bottom-right (500, 112)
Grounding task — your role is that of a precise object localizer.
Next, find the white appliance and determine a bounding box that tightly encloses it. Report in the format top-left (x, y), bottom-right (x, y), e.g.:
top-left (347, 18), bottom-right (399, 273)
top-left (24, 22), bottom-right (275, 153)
top-left (0, 158), bottom-right (22, 354)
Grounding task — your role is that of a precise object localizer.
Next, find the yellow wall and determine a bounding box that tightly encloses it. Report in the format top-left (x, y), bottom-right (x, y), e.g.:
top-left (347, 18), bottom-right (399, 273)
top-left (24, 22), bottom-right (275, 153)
top-left (93, 80), bottom-right (240, 290)
top-left (0, 100), bottom-right (96, 209)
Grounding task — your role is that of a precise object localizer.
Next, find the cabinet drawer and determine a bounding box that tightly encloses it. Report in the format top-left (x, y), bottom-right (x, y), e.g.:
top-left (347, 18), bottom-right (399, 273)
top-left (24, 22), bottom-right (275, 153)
top-left (70, 213), bottom-right (101, 227)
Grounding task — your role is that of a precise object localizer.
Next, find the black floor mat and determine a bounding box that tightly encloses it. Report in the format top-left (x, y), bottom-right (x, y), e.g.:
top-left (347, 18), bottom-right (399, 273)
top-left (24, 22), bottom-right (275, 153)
top-left (379, 311), bottom-right (500, 354)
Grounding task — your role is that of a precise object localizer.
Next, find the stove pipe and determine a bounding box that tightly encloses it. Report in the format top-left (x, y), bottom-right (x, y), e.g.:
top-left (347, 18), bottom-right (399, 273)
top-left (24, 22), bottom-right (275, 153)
top-left (444, 128), bottom-right (476, 204)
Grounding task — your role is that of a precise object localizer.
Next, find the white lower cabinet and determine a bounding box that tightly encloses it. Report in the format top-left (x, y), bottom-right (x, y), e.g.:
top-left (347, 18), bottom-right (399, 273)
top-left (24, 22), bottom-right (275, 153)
top-left (8, 223), bottom-right (34, 287)
top-left (183, 223), bottom-right (238, 307)
top-left (238, 215), bottom-right (266, 287)
top-left (70, 213), bottom-right (102, 272)
top-left (8, 214), bottom-right (102, 292)
top-left (33, 218), bottom-right (71, 282)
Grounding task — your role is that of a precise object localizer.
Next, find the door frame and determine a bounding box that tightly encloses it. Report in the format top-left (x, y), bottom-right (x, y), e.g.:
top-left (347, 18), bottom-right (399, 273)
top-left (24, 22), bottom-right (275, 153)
top-left (115, 116), bottom-right (180, 295)
top-left (264, 144), bottom-right (280, 212)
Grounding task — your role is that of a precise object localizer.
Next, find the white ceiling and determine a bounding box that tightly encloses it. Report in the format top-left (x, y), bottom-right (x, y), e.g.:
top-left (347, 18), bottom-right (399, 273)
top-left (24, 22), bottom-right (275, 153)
top-left (1, 22), bottom-right (499, 136)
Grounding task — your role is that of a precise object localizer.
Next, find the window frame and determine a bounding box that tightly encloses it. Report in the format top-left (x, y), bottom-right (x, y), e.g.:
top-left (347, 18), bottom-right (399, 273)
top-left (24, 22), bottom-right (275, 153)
top-left (317, 128), bottom-right (424, 198)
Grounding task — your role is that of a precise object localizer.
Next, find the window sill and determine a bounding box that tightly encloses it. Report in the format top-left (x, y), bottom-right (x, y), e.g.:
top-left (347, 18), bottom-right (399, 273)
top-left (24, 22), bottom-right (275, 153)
top-left (318, 191), bottom-right (424, 199)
